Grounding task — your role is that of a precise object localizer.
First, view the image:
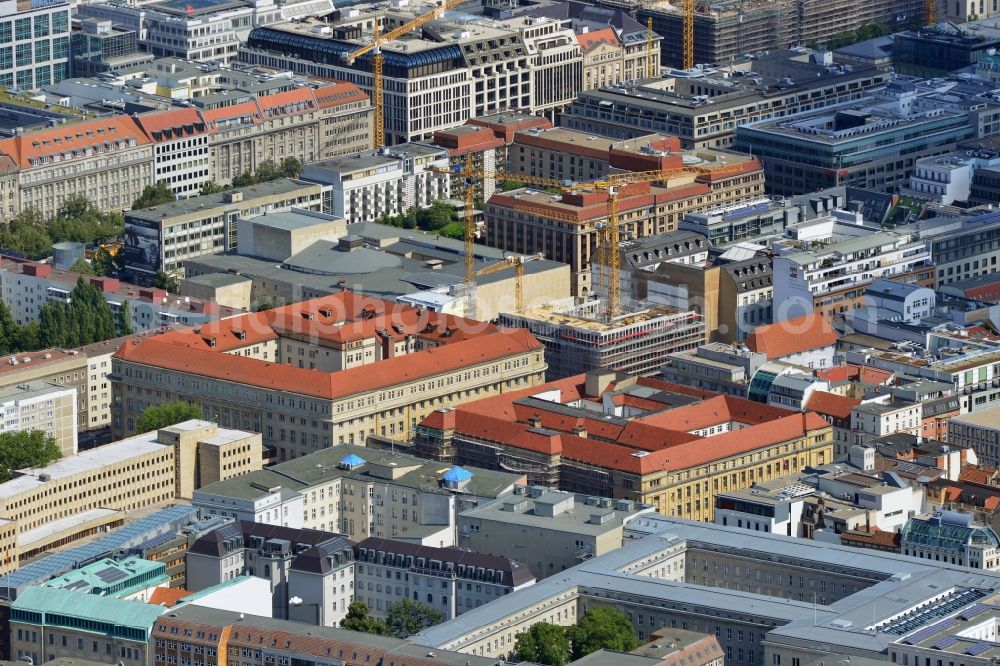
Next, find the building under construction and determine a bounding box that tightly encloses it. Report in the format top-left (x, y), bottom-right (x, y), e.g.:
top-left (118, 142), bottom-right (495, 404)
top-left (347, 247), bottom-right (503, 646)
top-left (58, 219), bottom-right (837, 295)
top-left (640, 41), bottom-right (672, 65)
top-left (499, 300), bottom-right (705, 379)
top-left (635, 0), bottom-right (924, 68)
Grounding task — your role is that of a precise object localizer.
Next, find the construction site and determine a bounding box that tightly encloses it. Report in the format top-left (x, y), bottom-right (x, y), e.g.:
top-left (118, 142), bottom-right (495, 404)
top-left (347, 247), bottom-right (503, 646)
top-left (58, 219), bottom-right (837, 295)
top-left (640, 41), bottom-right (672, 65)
top-left (633, 0), bottom-right (925, 68)
top-left (499, 300), bottom-right (706, 380)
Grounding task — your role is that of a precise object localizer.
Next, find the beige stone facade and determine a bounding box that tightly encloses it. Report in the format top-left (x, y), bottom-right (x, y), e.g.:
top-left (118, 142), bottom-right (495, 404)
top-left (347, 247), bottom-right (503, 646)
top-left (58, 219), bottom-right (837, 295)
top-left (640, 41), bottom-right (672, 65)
top-left (112, 293), bottom-right (547, 460)
top-left (0, 420), bottom-right (260, 571)
top-left (0, 350), bottom-right (89, 435)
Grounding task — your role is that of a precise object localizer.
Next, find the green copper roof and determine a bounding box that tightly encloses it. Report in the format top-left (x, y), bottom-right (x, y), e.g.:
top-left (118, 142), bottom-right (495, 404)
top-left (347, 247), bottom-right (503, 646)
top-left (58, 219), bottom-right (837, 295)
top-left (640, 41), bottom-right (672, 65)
top-left (11, 586), bottom-right (165, 640)
top-left (42, 556), bottom-right (168, 598)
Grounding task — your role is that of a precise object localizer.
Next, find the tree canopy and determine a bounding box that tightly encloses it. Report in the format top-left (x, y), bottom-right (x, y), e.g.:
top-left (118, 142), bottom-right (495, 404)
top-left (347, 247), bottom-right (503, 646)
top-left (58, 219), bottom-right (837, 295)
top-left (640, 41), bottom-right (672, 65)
top-left (231, 158), bottom-right (304, 188)
top-left (0, 430), bottom-right (61, 482)
top-left (340, 602), bottom-right (388, 635)
top-left (134, 401), bottom-right (203, 434)
top-left (132, 182), bottom-right (176, 210)
top-left (69, 258), bottom-right (95, 275)
top-left (516, 622), bottom-right (572, 666)
top-left (152, 270), bottom-right (179, 293)
top-left (567, 607), bottom-right (640, 660)
top-left (38, 277), bottom-right (117, 349)
top-left (385, 599), bottom-right (445, 639)
top-left (377, 201), bottom-right (462, 239)
top-left (0, 196), bottom-right (124, 261)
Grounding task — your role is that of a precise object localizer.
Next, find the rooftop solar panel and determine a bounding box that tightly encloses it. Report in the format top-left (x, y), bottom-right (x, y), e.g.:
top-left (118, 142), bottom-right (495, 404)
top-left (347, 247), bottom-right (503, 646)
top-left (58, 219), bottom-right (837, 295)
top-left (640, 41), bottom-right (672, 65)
top-left (966, 642), bottom-right (994, 656)
top-left (94, 566), bottom-right (129, 584)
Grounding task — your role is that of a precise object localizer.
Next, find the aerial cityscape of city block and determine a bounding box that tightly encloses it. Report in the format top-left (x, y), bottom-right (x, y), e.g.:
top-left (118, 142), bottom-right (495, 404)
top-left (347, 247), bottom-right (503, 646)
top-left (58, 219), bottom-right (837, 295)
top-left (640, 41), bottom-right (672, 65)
top-left (2, 0), bottom-right (1000, 664)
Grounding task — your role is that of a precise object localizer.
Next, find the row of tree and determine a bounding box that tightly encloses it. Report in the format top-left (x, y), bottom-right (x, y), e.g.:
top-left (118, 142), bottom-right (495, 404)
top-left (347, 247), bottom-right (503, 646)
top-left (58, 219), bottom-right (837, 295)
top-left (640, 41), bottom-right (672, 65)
top-left (377, 201), bottom-right (464, 240)
top-left (515, 608), bottom-right (640, 666)
top-left (812, 22), bottom-right (889, 49)
top-left (0, 278), bottom-right (133, 355)
top-left (0, 196), bottom-right (123, 260)
top-left (341, 600), bottom-right (444, 639)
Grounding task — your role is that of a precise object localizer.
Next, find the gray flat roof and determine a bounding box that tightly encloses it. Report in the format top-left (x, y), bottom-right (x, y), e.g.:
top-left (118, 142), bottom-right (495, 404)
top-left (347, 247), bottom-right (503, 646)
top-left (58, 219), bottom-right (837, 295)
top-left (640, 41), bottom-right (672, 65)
top-left (126, 179), bottom-right (319, 224)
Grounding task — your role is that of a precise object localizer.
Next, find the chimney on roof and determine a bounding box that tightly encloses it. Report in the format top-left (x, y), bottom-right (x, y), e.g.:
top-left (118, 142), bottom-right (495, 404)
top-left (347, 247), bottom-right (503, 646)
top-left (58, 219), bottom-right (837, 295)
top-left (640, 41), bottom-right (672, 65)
top-left (572, 425), bottom-right (588, 439)
top-left (528, 414), bottom-right (542, 428)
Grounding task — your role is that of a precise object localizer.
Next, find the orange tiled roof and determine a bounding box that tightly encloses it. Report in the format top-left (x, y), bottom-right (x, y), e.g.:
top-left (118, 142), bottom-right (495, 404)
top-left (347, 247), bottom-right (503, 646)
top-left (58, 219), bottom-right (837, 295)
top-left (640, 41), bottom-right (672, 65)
top-left (0, 116), bottom-right (150, 169)
top-left (746, 313), bottom-right (838, 360)
top-left (114, 293), bottom-right (537, 400)
top-left (576, 27), bottom-right (620, 53)
top-left (806, 391), bottom-right (860, 420)
top-left (133, 107), bottom-right (213, 142)
top-left (312, 81), bottom-right (370, 108)
top-left (149, 587), bottom-right (191, 607)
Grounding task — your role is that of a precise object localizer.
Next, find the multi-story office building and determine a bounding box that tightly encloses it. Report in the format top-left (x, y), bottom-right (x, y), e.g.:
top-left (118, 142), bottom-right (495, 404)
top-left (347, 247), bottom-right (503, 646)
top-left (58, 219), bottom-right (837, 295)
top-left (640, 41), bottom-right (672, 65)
top-left (0, 258), bottom-right (235, 333)
top-left (506, 127), bottom-right (682, 182)
top-left (948, 407), bottom-right (1000, 467)
top-left (0, 381), bottom-right (77, 457)
top-left (499, 300), bottom-right (706, 380)
top-left (193, 444), bottom-right (523, 545)
top-left (0, 0), bottom-right (71, 91)
top-left (734, 84), bottom-right (993, 195)
top-left (561, 51), bottom-right (889, 149)
top-left (132, 108), bottom-right (213, 199)
top-left (922, 210), bottom-right (1000, 287)
top-left (0, 115), bottom-right (153, 218)
top-left (850, 400), bottom-right (923, 446)
top-left (458, 488), bottom-right (653, 580)
top-left (151, 605), bottom-right (502, 666)
top-left (0, 420), bottom-right (260, 570)
top-left (10, 586), bottom-right (164, 666)
top-left (111, 292), bottom-right (547, 459)
top-left (416, 370), bottom-right (833, 521)
top-left (0, 350), bottom-right (88, 436)
top-left (771, 228), bottom-right (934, 321)
top-left (301, 145), bottom-right (451, 223)
top-left (894, 21), bottom-right (1000, 77)
top-left (486, 153), bottom-right (763, 295)
top-left (525, 1), bottom-right (658, 87)
top-left (121, 178), bottom-right (325, 283)
top-left (412, 517), bottom-right (1000, 662)
top-left (40, 556), bottom-right (169, 599)
top-left (75, 0), bottom-right (333, 66)
top-left (636, 0), bottom-right (921, 68)
top-left (240, 14), bottom-right (582, 145)
top-left (900, 511), bottom-right (1000, 570)
top-left (353, 538), bottom-right (535, 620)
top-left (71, 19), bottom-right (150, 78)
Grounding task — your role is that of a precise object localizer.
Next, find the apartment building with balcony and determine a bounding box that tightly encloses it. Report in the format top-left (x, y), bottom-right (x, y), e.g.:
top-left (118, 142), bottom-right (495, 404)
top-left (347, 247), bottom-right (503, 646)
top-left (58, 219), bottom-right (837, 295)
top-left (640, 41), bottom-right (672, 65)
top-left (771, 227), bottom-right (933, 322)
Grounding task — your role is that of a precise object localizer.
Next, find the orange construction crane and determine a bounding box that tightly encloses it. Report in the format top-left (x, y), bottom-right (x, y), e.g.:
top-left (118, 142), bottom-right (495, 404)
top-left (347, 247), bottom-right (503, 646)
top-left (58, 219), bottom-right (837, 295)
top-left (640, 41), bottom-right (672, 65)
top-left (683, 0), bottom-right (695, 69)
top-left (926, 0), bottom-right (937, 24)
top-left (344, 0), bottom-right (464, 149)
top-left (476, 253), bottom-right (545, 312)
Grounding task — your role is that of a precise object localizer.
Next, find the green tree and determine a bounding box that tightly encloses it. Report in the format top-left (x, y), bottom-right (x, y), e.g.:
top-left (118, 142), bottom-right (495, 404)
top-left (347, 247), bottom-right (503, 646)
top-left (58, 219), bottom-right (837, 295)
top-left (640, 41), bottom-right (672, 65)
top-left (340, 601), bottom-right (388, 635)
top-left (0, 208), bottom-right (53, 259)
top-left (0, 430), bottom-right (61, 482)
top-left (38, 301), bottom-right (70, 348)
top-left (516, 623), bottom-right (571, 666)
top-left (255, 159), bottom-right (281, 183)
top-left (415, 201), bottom-right (455, 231)
top-left (117, 299), bottom-right (134, 336)
top-left (12, 322), bottom-right (39, 353)
top-left (132, 182), bottom-right (175, 210)
top-left (231, 171), bottom-right (257, 188)
top-left (438, 221), bottom-right (465, 240)
top-left (91, 247), bottom-right (118, 277)
top-left (279, 157), bottom-right (303, 178)
top-left (200, 180), bottom-right (225, 195)
top-left (567, 607), bottom-right (640, 660)
top-left (69, 257), bottom-right (95, 275)
top-left (0, 301), bottom-right (17, 354)
top-left (134, 401), bottom-right (203, 434)
top-left (384, 599), bottom-right (445, 639)
top-left (152, 270), bottom-right (179, 292)
top-left (252, 295), bottom-right (285, 312)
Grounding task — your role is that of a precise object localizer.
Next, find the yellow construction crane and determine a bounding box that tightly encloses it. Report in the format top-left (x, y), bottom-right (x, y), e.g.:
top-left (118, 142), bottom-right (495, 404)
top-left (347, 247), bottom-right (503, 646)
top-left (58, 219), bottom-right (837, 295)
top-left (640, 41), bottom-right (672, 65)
top-left (475, 253), bottom-right (545, 313)
top-left (449, 164), bottom-right (748, 318)
top-left (344, 0), bottom-right (464, 149)
top-left (683, 0), bottom-right (695, 70)
top-left (647, 17), bottom-right (656, 78)
top-left (926, 0), bottom-right (937, 24)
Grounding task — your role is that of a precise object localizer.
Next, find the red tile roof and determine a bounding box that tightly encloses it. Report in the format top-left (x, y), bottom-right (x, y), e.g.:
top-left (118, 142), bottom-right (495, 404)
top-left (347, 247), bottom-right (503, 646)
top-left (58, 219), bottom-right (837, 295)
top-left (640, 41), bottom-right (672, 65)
top-left (114, 293), bottom-right (537, 400)
top-left (312, 81), bottom-right (370, 108)
top-left (427, 371), bottom-right (831, 474)
top-left (806, 391), bottom-right (860, 420)
top-left (133, 108), bottom-right (213, 142)
top-left (149, 587), bottom-right (191, 607)
top-left (746, 313), bottom-right (838, 360)
top-left (0, 116), bottom-right (151, 169)
top-left (576, 27), bottom-right (620, 53)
